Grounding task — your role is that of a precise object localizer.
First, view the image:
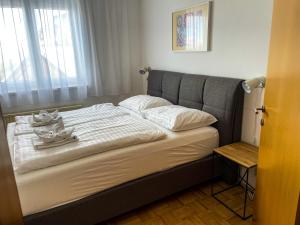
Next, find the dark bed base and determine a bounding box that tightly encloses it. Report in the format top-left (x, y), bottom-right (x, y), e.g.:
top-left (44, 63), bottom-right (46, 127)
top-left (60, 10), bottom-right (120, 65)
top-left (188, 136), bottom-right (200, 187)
top-left (24, 156), bottom-right (228, 225)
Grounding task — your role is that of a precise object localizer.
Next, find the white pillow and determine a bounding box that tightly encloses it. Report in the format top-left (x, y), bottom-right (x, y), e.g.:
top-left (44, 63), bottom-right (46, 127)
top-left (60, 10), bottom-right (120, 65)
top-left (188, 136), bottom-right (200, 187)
top-left (142, 105), bottom-right (217, 131)
top-left (119, 95), bottom-right (172, 114)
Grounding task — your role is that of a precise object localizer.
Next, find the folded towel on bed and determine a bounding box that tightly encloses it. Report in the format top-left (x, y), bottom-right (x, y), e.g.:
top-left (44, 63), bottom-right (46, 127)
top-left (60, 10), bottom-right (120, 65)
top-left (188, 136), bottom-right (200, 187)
top-left (32, 135), bottom-right (78, 150)
top-left (33, 120), bottom-right (64, 136)
top-left (33, 110), bottom-right (59, 122)
top-left (34, 127), bottom-right (75, 143)
top-left (32, 125), bottom-right (78, 150)
top-left (30, 110), bottom-right (61, 127)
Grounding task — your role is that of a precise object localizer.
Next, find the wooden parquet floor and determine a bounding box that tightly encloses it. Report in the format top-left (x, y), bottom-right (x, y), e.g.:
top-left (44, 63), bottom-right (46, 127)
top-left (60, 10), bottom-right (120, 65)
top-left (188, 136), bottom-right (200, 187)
top-left (101, 182), bottom-right (254, 225)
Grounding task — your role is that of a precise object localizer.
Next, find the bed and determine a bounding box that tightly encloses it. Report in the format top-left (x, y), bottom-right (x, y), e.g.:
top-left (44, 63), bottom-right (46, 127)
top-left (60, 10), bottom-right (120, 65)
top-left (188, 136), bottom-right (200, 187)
top-left (9, 70), bottom-right (244, 225)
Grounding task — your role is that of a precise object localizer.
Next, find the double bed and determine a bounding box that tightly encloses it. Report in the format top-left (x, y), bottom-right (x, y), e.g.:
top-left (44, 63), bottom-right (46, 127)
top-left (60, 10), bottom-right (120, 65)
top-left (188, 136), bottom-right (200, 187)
top-left (6, 70), bottom-right (244, 225)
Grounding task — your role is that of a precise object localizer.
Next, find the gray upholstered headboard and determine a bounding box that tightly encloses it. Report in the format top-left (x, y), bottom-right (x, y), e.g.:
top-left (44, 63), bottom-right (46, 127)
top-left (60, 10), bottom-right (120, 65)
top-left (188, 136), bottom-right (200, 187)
top-left (147, 70), bottom-right (244, 146)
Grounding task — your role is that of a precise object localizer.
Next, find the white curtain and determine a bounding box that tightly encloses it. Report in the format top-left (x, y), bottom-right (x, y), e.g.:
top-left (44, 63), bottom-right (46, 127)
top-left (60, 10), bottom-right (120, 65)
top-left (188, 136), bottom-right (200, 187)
top-left (0, 0), bottom-right (95, 108)
top-left (87, 0), bottom-right (142, 96)
top-left (0, 0), bottom-right (141, 109)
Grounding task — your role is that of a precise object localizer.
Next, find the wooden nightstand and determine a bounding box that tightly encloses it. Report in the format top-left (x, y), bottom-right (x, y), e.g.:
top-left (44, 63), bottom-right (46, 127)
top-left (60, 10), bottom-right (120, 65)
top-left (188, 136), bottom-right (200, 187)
top-left (211, 142), bottom-right (258, 220)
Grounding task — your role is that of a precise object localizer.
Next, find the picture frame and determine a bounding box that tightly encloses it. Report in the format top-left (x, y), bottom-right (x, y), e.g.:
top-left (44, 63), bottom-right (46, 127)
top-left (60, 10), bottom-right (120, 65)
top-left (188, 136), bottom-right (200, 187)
top-left (172, 1), bottom-right (211, 52)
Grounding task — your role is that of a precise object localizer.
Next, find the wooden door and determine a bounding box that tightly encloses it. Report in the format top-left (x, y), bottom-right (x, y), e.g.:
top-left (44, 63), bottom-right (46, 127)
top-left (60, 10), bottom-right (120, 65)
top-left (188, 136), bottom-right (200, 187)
top-left (0, 104), bottom-right (23, 225)
top-left (255, 0), bottom-right (300, 224)
top-left (296, 194), bottom-right (300, 225)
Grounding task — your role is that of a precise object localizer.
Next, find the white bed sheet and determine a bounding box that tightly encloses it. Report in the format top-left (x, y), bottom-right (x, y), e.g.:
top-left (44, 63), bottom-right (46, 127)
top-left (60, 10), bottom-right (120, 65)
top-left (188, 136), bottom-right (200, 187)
top-left (7, 119), bottom-right (219, 216)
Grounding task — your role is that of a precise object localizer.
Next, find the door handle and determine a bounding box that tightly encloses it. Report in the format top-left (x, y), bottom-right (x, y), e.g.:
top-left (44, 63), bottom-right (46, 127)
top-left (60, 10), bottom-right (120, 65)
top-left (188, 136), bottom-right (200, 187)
top-left (256, 106), bottom-right (266, 126)
top-left (256, 106), bottom-right (266, 114)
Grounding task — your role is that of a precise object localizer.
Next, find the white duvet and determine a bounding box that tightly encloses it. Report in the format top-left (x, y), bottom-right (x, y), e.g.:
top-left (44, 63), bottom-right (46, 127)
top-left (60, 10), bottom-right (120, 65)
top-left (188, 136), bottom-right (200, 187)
top-left (14, 103), bottom-right (127, 136)
top-left (12, 104), bottom-right (166, 174)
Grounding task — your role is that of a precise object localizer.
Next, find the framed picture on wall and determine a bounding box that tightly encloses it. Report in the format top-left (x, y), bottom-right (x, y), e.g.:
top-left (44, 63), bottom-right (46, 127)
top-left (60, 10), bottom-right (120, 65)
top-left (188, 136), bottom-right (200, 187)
top-left (172, 1), bottom-right (211, 52)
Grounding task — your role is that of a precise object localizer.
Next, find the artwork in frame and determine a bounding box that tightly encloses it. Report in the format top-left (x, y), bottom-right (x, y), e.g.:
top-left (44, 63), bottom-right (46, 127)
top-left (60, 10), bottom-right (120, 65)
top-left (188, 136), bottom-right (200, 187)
top-left (172, 2), bottom-right (211, 52)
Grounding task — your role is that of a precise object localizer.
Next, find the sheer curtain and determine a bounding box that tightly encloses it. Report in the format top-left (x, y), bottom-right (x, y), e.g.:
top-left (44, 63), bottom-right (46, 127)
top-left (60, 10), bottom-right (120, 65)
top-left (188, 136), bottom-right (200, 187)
top-left (87, 0), bottom-right (142, 96)
top-left (0, 0), bottom-right (100, 109)
top-left (0, 0), bottom-right (141, 110)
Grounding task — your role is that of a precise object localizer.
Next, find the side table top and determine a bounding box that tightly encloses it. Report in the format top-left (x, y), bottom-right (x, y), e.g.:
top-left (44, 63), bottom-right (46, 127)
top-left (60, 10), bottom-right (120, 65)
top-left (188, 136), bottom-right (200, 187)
top-left (214, 142), bottom-right (258, 168)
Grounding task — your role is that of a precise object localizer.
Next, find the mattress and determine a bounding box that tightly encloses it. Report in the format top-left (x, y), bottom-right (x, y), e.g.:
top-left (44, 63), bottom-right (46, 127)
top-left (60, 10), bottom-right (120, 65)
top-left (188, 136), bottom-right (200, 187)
top-left (7, 115), bottom-right (218, 216)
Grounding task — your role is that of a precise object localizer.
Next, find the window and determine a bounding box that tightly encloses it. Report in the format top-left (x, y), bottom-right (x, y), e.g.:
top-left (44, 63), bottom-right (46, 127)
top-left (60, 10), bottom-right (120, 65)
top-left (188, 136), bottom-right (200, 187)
top-left (0, 2), bottom-right (87, 95)
top-left (0, 7), bottom-right (34, 91)
top-left (34, 9), bottom-right (78, 86)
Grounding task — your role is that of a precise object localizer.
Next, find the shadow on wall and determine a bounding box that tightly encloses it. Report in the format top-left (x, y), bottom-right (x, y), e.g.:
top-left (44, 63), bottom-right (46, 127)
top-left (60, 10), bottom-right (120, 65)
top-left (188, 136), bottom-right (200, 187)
top-left (242, 88), bottom-right (265, 146)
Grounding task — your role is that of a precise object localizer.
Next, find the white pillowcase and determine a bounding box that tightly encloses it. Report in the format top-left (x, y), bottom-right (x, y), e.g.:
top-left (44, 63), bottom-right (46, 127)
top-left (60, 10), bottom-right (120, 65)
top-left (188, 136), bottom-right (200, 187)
top-left (142, 105), bottom-right (217, 131)
top-left (119, 95), bottom-right (172, 114)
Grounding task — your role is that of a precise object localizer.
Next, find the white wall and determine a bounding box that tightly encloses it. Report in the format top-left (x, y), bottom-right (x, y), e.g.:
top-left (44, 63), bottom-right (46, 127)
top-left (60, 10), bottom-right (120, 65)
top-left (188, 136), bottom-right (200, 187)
top-left (141, 0), bottom-right (274, 186)
top-left (141, 0), bottom-right (273, 79)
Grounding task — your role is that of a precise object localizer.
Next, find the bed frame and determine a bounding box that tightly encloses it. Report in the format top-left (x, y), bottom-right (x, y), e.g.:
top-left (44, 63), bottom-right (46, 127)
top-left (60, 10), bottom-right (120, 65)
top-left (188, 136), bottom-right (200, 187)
top-left (23, 70), bottom-right (244, 225)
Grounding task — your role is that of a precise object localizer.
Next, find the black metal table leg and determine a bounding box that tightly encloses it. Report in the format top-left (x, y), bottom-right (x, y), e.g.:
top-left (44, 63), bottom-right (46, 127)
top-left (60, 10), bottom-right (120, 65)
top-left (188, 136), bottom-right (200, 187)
top-left (243, 168), bottom-right (249, 218)
top-left (211, 153), bottom-right (254, 220)
top-left (211, 152), bottom-right (215, 195)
